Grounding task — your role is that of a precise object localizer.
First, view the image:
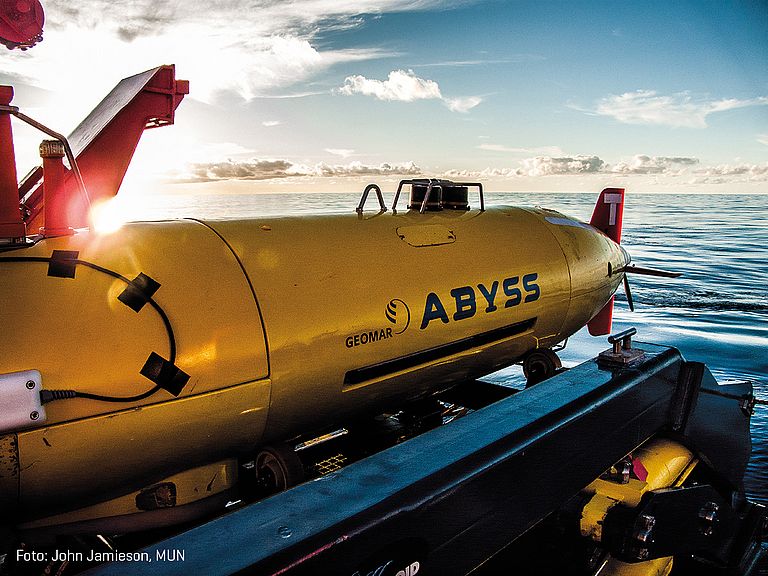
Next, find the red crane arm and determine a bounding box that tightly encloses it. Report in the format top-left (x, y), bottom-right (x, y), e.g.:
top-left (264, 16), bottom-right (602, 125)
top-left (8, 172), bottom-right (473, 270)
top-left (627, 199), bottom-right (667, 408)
top-left (18, 65), bottom-right (189, 231)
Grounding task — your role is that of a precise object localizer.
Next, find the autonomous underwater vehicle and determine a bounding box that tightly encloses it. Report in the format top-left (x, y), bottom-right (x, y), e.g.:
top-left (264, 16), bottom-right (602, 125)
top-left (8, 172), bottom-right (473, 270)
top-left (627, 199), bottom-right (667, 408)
top-left (0, 66), bottom-right (765, 576)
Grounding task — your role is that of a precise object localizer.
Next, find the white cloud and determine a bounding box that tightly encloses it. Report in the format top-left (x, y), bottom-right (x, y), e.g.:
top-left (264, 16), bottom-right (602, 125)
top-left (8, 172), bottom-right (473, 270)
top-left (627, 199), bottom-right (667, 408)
top-left (692, 162), bottom-right (768, 183)
top-left (444, 154), bottom-right (704, 180)
top-left (477, 144), bottom-right (564, 155)
top-left (295, 160), bottom-right (422, 177)
top-left (339, 69), bottom-right (441, 101)
top-left (4, 28), bottom-right (385, 106)
top-left (262, 121), bottom-right (281, 127)
top-left (179, 147), bottom-right (751, 187)
top-left (441, 156), bottom-right (605, 179)
top-left (338, 69), bottom-right (482, 112)
top-left (416, 55), bottom-right (546, 67)
top-left (443, 167), bottom-right (519, 178)
top-left (477, 144), bottom-right (517, 153)
top-left (4, 1), bottom-right (465, 103)
top-left (184, 158), bottom-right (421, 181)
top-left (41, 0), bottom-right (462, 40)
top-left (325, 148), bottom-right (355, 158)
top-left (445, 154), bottom-right (768, 189)
top-left (444, 96), bottom-right (482, 113)
top-left (189, 159), bottom-right (295, 181)
top-left (609, 155), bottom-right (699, 175)
top-left (758, 134), bottom-right (768, 146)
top-left (592, 90), bottom-right (768, 128)
top-left (517, 156), bottom-right (605, 176)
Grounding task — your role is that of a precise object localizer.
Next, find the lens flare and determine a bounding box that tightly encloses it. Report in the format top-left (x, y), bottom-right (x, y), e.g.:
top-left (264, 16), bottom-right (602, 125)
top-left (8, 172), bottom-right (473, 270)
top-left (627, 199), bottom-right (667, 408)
top-left (89, 195), bottom-right (143, 235)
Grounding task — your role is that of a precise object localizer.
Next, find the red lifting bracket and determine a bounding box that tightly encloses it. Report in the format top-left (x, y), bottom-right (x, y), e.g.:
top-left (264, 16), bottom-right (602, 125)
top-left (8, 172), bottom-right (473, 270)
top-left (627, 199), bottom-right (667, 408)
top-left (12, 65), bottom-right (189, 237)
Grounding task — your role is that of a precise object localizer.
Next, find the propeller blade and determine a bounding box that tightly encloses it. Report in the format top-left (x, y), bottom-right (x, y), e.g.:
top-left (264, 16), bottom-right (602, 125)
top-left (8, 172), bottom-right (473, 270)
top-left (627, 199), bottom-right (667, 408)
top-left (623, 274), bottom-right (635, 312)
top-left (622, 265), bottom-right (681, 278)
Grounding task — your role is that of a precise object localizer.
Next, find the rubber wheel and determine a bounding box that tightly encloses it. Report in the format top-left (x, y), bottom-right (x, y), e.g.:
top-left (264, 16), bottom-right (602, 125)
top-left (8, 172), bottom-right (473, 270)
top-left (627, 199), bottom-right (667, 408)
top-left (255, 444), bottom-right (305, 494)
top-left (523, 349), bottom-right (562, 387)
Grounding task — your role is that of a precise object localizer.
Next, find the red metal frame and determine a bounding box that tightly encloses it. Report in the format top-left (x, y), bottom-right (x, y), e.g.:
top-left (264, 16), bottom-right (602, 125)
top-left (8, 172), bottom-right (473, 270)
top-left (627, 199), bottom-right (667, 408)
top-left (0, 86), bottom-right (26, 242)
top-left (39, 140), bottom-right (72, 237)
top-left (7, 65), bottom-right (188, 237)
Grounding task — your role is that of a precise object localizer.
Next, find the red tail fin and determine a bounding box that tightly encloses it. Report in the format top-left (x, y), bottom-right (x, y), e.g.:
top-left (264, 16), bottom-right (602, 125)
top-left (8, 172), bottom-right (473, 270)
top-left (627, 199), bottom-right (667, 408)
top-left (588, 296), bottom-right (614, 336)
top-left (587, 188), bottom-right (625, 336)
top-left (590, 187), bottom-right (625, 243)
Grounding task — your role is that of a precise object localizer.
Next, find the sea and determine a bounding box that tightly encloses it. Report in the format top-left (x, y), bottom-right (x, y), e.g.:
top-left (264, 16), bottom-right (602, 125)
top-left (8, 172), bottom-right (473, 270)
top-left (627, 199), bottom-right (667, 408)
top-left (119, 190), bottom-right (768, 505)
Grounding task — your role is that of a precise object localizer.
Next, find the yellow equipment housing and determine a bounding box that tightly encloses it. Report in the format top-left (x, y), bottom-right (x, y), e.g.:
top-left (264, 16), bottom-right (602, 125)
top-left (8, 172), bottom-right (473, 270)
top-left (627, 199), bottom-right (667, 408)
top-left (0, 203), bottom-right (627, 524)
top-left (579, 438), bottom-right (698, 576)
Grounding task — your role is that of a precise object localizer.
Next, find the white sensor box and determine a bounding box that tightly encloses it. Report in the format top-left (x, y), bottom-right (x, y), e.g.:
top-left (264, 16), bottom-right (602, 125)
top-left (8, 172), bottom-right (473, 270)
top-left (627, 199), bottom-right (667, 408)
top-left (0, 369), bottom-right (46, 433)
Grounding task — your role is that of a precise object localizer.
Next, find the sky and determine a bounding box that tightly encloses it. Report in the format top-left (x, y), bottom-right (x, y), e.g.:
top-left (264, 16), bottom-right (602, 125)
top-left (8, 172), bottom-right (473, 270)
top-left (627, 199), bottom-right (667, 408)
top-left (3, 0), bottom-right (768, 196)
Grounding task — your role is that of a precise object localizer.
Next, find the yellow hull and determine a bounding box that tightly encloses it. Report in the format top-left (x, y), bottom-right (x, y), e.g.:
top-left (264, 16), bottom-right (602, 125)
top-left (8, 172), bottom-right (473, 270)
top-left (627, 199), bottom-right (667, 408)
top-left (0, 206), bottom-right (626, 522)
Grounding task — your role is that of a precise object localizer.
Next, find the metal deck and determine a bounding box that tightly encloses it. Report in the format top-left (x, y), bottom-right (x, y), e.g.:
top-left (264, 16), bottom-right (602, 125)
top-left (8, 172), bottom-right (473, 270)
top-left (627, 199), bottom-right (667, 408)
top-left (86, 343), bottom-right (757, 576)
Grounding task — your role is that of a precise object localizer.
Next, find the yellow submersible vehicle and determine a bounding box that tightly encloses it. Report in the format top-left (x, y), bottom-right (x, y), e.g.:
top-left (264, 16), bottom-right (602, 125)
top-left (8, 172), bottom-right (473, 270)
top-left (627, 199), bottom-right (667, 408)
top-left (0, 67), bottom-right (765, 576)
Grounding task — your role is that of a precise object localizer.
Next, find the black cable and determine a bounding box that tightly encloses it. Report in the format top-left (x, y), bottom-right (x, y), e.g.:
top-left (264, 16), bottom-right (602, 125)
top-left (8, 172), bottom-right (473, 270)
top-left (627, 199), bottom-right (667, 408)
top-left (37, 388), bottom-right (165, 404)
top-left (73, 259), bottom-right (177, 361)
top-left (73, 385), bottom-right (163, 403)
top-left (0, 255), bottom-right (50, 264)
top-left (0, 255), bottom-right (177, 403)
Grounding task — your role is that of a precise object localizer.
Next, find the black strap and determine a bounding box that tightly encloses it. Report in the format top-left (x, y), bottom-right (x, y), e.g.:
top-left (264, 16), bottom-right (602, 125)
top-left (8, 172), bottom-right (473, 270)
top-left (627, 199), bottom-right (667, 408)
top-left (47, 250), bottom-right (79, 278)
top-left (140, 352), bottom-right (190, 397)
top-left (118, 273), bottom-right (161, 312)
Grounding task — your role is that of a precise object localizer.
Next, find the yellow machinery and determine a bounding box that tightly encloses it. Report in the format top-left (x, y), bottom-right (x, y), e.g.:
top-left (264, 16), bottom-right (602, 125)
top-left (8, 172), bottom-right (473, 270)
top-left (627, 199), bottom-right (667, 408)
top-left (579, 438), bottom-right (698, 576)
top-left (0, 186), bottom-right (628, 528)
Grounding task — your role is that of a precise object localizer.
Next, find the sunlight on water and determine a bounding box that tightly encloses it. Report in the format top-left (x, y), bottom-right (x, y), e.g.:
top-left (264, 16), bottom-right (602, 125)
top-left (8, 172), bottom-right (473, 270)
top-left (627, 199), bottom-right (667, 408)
top-left (122, 190), bottom-right (768, 503)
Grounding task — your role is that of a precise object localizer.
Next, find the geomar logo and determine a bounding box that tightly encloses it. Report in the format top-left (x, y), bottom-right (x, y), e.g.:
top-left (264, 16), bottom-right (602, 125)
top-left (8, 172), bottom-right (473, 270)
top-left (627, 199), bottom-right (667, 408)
top-left (385, 299), bottom-right (411, 334)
